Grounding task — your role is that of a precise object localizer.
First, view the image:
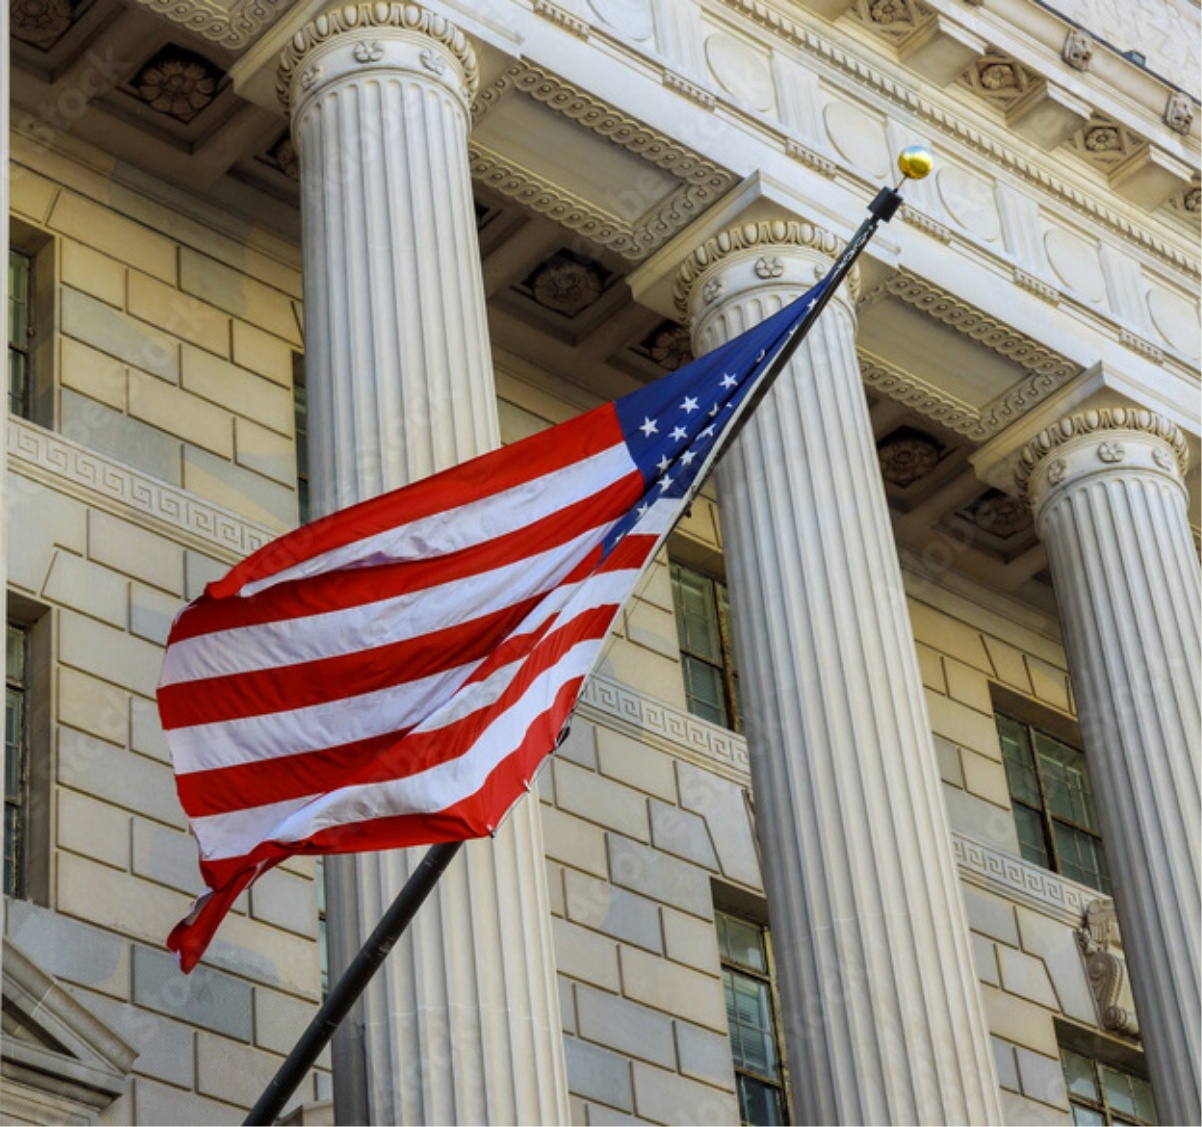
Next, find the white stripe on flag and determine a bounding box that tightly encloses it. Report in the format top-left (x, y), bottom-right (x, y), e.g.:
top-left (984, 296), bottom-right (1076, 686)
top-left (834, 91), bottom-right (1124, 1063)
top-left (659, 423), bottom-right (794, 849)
top-left (171, 567), bottom-right (642, 775)
top-left (161, 523), bottom-right (612, 687)
top-left (192, 638), bottom-right (604, 860)
top-left (240, 443), bottom-right (637, 597)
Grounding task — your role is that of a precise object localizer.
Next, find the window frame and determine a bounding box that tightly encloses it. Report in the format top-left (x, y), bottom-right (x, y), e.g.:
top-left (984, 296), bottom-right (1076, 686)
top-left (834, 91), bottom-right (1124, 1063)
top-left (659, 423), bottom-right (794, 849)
top-left (993, 693), bottom-right (1110, 895)
top-left (4, 596), bottom-right (50, 904)
top-left (8, 221), bottom-right (55, 428)
top-left (5, 620), bottom-right (30, 897)
top-left (714, 901), bottom-right (791, 1125)
top-left (292, 351), bottom-right (309, 525)
top-left (1057, 1025), bottom-right (1157, 1126)
top-left (669, 558), bottom-right (741, 732)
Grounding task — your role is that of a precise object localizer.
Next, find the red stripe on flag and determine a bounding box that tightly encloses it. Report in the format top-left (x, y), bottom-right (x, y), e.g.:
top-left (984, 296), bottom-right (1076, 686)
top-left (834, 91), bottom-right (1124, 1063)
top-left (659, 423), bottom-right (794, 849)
top-left (173, 675), bottom-right (586, 973)
top-left (176, 602), bottom-right (619, 819)
top-left (159, 596), bottom-right (543, 730)
top-left (208, 404), bottom-right (623, 599)
top-left (169, 474), bottom-right (642, 645)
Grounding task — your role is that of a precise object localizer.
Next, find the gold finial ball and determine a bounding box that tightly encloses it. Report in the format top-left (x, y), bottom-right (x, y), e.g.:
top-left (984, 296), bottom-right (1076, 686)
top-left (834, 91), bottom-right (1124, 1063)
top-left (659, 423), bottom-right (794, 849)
top-left (898, 145), bottom-right (934, 180)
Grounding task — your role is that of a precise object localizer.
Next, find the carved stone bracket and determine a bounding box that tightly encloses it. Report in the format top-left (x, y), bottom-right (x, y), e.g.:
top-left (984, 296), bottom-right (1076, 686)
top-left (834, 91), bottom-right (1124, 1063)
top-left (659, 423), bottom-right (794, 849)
top-left (1075, 899), bottom-right (1141, 1038)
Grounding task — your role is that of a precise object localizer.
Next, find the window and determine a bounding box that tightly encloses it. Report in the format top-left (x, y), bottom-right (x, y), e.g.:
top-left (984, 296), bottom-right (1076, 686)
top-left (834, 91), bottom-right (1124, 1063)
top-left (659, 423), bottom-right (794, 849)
top-left (997, 711), bottom-right (1111, 894)
top-left (5, 622), bottom-right (29, 897)
top-left (670, 561), bottom-right (740, 731)
top-left (1061, 1045), bottom-right (1156, 1125)
top-left (293, 353), bottom-right (309, 524)
top-left (8, 249), bottom-right (33, 418)
top-left (316, 855), bottom-right (328, 998)
top-left (716, 910), bottom-right (789, 1125)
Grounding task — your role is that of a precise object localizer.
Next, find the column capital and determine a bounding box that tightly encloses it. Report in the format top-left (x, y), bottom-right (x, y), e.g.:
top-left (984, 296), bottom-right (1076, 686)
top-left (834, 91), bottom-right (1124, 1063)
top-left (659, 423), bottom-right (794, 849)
top-left (1014, 406), bottom-right (1190, 513)
top-left (672, 219), bottom-right (851, 319)
top-left (277, 2), bottom-right (479, 113)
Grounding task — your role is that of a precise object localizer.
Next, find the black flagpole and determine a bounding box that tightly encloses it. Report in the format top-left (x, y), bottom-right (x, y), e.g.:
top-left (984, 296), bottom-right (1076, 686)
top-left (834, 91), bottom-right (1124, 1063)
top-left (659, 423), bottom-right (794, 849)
top-left (242, 149), bottom-right (929, 1126)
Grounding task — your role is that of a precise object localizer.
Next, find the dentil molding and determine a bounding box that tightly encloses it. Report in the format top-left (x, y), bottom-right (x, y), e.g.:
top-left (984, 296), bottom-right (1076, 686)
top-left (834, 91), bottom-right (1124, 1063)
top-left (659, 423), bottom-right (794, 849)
top-left (469, 65), bottom-right (736, 261)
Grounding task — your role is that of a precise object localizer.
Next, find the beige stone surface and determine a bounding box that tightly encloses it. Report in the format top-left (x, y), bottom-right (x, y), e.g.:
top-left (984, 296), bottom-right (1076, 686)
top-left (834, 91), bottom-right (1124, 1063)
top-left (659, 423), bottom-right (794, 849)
top-left (961, 748), bottom-right (1011, 808)
top-left (595, 728), bottom-right (677, 803)
top-left (553, 918), bottom-right (622, 992)
top-left (129, 370), bottom-right (234, 459)
top-left (60, 336), bottom-right (128, 410)
top-left (618, 946), bottom-right (726, 1032)
top-left (908, 600), bottom-right (995, 672)
top-left (49, 193), bottom-right (177, 282)
top-left (232, 319), bottom-right (296, 386)
top-left (57, 788), bottom-right (131, 871)
top-left (128, 272), bottom-right (231, 357)
top-left (183, 345), bottom-right (293, 433)
top-left (88, 511), bottom-right (184, 594)
top-left (980, 986), bottom-right (1059, 1057)
top-left (541, 805), bottom-right (609, 878)
top-left (43, 549), bottom-right (128, 626)
top-left (944, 658), bottom-right (996, 715)
top-left (555, 759), bottom-right (651, 843)
top-left (926, 691), bottom-right (1004, 758)
top-left (915, 643), bottom-right (946, 692)
top-left (62, 241), bottom-right (127, 308)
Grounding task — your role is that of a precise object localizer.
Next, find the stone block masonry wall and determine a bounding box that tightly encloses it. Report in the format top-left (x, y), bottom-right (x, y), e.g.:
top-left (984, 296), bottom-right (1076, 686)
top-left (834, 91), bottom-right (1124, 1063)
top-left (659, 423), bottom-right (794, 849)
top-left (903, 567), bottom-right (1144, 1126)
top-left (10, 135), bottom-right (304, 533)
top-left (5, 139), bottom-right (329, 1124)
top-left (540, 710), bottom-right (758, 1126)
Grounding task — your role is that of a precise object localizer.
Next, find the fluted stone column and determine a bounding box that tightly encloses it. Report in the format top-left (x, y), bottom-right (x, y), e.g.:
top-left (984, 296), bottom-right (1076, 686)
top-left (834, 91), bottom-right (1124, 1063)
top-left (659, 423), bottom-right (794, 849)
top-left (1015, 408), bottom-right (1201, 1124)
top-left (677, 223), bottom-right (1001, 1125)
top-left (279, 10), bottom-right (569, 1123)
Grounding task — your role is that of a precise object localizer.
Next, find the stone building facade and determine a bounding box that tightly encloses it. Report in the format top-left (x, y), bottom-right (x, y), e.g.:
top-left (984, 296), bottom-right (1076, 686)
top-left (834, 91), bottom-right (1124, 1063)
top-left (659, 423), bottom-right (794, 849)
top-left (0, 0), bottom-right (1197, 1124)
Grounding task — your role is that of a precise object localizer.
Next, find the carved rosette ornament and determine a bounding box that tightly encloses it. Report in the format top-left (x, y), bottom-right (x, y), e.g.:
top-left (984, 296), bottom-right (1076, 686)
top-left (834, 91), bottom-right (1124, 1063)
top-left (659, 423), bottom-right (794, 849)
top-left (277, 3), bottom-right (479, 113)
top-left (1013, 407), bottom-right (1189, 514)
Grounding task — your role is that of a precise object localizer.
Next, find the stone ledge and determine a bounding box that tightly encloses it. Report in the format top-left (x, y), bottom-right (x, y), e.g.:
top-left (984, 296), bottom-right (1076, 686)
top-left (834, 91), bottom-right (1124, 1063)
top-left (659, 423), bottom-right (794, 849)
top-left (8, 417), bottom-right (275, 564)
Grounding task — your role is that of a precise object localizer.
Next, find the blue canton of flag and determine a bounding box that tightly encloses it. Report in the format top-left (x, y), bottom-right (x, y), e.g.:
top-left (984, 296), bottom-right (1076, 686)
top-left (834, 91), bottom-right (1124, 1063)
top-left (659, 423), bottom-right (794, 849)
top-left (604, 276), bottom-right (828, 552)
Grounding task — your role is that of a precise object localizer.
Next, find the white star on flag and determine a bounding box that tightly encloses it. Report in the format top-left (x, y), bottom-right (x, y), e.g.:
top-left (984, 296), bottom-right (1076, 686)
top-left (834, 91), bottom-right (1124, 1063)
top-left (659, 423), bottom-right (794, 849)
top-left (639, 417), bottom-right (658, 437)
top-left (721, 373), bottom-right (738, 389)
top-left (670, 426), bottom-right (688, 442)
top-left (680, 397), bottom-right (699, 414)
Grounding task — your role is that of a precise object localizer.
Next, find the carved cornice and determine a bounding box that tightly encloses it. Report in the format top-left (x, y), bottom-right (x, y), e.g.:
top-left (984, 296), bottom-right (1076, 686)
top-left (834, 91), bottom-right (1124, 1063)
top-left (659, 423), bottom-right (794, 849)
top-left (485, 66), bottom-right (735, 193)
top-left (470, 65), bottom-right (735, 261)
top-left (277, 3), bottom-right (479, 111)
top-left (128, 0), bottom-right (289, 50)
top-left (714, 0), bottom-right (1199, 278)
top-left (1013, 406), bottom-right (1190, 502)
top-left (672, 220), bottom-right (842, 314)
top-left (8, 418), bottom-right (274, 563)
top-left (859, 355), bottom-right (983, 437)
top-left (880, 272), bottom-right (1081, 380)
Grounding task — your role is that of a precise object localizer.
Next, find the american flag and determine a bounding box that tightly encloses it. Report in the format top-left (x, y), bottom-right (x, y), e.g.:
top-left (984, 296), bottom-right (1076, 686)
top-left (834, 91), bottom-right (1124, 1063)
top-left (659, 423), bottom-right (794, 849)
top-left (159, 280), bottom-right (825, 971)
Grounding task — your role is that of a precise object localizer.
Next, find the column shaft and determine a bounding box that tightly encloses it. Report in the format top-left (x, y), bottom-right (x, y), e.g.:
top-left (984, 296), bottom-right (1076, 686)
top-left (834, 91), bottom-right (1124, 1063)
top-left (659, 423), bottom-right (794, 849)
top-left (1019, 411), bottom-right (1201, 1123)
top-left (680, 225), bottom-right (1001, 1125)
top-left (281, 9), bottom-right (569, 1122)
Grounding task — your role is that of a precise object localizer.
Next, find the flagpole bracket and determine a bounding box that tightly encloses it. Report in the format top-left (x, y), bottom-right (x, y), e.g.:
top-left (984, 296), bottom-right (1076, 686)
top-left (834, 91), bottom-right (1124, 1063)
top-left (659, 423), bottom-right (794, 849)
top-left (867, 187), bottom-right (904, 224)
